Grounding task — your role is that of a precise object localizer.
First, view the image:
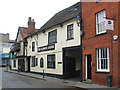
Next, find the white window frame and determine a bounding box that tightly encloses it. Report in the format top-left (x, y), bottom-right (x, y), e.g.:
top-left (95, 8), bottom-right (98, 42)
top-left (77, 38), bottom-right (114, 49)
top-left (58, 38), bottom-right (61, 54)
top-left (96, 10), bottom-right (106, 34)
top-left (97, 47), bottom-right (110, 72)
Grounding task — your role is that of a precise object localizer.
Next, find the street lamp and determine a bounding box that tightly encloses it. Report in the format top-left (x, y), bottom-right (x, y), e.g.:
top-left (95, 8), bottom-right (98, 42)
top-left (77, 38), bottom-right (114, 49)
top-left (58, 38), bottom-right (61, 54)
top-left (76, 14), bottom-right (81, 27)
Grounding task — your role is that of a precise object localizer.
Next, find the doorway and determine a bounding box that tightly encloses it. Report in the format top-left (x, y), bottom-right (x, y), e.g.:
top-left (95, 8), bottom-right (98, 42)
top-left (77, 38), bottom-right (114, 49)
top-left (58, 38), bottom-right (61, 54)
top-left (86, 54), bottom-right (91, 80)
top-left (27, 57), bottom-right (30, 72)
top-left (18, 59), bottom-right (25, 72)
top-left (64, 56), bottom-right (76, 79)
top-left (63, 46), bottom-right (81, 79)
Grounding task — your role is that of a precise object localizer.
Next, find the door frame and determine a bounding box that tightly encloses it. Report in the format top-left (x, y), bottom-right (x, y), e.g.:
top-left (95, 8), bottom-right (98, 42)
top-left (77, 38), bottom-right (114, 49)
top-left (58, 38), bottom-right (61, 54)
top-left (85, 55), bottom-right (87, 80)
top-left (85, 54), bottom-right (91, 80)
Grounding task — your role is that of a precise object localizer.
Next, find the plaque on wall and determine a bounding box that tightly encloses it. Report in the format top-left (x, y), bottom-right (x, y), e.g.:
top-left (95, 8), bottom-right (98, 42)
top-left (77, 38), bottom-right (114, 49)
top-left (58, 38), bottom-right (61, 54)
top-left (38, 44), bottom-right (55, 52)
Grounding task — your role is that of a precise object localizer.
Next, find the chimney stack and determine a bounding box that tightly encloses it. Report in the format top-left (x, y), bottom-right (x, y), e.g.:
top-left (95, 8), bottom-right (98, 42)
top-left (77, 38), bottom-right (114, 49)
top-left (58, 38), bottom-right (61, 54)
top-left (28, 17), bottom-right (35, 35)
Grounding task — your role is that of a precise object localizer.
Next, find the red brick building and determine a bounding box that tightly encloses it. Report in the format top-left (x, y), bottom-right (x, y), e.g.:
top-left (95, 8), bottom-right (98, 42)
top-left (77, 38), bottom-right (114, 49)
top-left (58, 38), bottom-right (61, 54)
top-left (82, 1), bottom-right (120, 87)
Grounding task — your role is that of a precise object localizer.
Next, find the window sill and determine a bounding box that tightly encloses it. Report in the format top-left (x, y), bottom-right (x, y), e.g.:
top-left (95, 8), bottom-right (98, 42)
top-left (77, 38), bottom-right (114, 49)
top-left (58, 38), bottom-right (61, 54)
top-left (66, 38), bottom-right (74, 41)
top-left (48, 42), bottom-right (57, 45)
top-left (94, 32), bottom-right (107, 37)
top-left (95, 70), bottom-right (110, 74)
top-left (47, 67), bottom-right (55, 69)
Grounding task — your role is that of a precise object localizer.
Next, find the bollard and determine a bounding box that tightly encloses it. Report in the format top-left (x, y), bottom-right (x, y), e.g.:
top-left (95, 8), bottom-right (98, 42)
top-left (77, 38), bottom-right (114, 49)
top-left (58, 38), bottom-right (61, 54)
top-left (107, 75), bottom-right (112, 87)
top-left (43, 69), bottom-right (45, 78)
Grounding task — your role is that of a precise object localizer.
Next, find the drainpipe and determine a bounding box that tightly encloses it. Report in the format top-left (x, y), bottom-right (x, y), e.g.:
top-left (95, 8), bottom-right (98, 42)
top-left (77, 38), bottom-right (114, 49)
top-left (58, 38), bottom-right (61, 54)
top-left (79, 0), bottom-right (83, 82)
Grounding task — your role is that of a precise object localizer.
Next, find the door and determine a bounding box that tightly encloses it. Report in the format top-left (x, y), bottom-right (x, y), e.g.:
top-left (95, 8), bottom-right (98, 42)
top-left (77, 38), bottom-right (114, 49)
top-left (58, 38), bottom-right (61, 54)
top-left (64, 56), bottom-right (76, 79)
top-left (18, 59), bottom-right (25, 72)
top-left (86, 55), bottom-right (91, 80)
top-left (27, 57), bottom-right (30, 72)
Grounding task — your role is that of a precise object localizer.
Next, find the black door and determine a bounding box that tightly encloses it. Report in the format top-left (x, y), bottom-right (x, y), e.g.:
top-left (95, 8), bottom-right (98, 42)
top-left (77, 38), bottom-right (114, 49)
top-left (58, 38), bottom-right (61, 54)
top-left (27, 57), bottom-right (30, 72)
top-left (64, 56), bottom-right (76, 79)
top-left (87, 55), bottom-right (91, 79)
top-left (18, 59), bottom-right (25, 72)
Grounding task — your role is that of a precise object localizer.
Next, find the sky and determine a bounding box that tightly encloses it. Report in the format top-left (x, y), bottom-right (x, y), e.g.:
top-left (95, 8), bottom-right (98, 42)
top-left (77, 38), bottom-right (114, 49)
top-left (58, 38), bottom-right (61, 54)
top-left (0, 0), bottom-right (80, 40)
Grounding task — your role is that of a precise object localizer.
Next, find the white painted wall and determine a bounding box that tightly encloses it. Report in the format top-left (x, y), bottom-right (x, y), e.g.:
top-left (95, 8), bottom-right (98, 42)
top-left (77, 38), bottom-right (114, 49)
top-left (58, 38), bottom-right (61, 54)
top-left (16, 31), bottom-right (24, 56)
top-left (11, 30), bottom-right (24, 70)
top-left (11, 59), bottom-right (18, 70)
top-left (16, 31), bottom-right (23, 42)
top-left (26, 19), bottom-right (81, 75)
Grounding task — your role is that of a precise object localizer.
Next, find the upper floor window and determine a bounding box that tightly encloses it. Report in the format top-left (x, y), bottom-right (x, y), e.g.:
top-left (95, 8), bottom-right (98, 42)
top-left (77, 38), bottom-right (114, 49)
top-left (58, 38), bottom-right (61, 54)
top-left (32, 42), bottom-right (35, 51)
top-left (96, 10), bottom-right (106, 34)
top-left (48, 30), bottom-right (57, 44)
top-left (97, 47), bottom-right (109, 72)
top-left (67, 24), bottom-right (74, 40)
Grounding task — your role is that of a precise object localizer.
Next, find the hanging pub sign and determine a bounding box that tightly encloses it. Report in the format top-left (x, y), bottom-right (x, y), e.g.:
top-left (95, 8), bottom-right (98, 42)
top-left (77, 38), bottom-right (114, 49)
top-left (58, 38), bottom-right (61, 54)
top-left (38, 44), bottom-right (55, 52)
top-left (106, 20), bottom-right (114, 30)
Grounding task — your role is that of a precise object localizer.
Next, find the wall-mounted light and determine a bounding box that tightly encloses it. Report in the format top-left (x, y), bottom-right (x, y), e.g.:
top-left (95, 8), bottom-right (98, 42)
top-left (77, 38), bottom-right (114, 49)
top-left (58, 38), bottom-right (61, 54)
top-left (76, 15), bottom-right (81, 27)
top-left (59, 24), bottom-right (63, 27)
top-left (42, 30), bottom-right (45, 33)
top-left (42, 30), bottom-right (47, 35)
top-left (76, 14), bottom-right (84, 36)
top-left (113, 35), bottom-right (118, 41)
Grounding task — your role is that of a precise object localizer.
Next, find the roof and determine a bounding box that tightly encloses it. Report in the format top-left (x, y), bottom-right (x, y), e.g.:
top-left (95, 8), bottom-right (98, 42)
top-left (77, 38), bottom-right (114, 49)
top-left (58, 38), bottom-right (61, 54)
top-left (19, 27), bottom-right (29, 38)
top-left (39, 2), bottom-right (80, 31)
top-left (16, 27), bottom-right (38, 41)
top-left (9, 40), bottom-right (15, 43)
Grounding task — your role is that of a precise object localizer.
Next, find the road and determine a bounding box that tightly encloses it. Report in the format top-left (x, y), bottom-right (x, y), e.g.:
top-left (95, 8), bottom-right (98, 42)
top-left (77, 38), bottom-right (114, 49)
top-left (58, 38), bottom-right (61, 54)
top-left (2, 69), bottom-right (82, 89)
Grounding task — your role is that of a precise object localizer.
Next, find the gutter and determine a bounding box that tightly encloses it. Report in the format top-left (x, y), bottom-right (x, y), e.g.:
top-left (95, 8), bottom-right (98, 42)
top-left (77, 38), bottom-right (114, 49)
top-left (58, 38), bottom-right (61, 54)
top-left (79, 0), bottom-right (83, 82)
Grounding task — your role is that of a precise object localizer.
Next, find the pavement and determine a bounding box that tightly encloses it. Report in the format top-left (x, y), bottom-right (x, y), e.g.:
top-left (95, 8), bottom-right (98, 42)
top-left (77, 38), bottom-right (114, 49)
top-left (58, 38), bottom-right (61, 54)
top-left (3, 68), bottom-right (120, 90)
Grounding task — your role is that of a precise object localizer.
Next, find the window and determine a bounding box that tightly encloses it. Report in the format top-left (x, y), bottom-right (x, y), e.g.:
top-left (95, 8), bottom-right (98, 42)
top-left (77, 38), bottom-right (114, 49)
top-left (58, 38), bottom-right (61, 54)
top-left (2, 60), bottom-right (6, 64)
top-left (96, 0), bottom-right (101, 3)
top-left (40, 58), bottom-right (44, 68)
top-left (13, 60), bottom-right (16, 67)
top-left (32, 42), bottom-right (35, 51)
top-left (32, 56), bottom-right (35, 67)
top-left (48, 30), bottom-right (57, 44)
top-left (97, 48), bottom-right (109, 72)
top-left (0, 48), bottom-right (3, 53)
top-left (96, 10), bottom-right (106, 34)
top-left (36, 58), bottom-right (38, 66)
top-left (47, 55), bottom-right (55, 69)
top-left (67, 24), bottom-right (74, 40)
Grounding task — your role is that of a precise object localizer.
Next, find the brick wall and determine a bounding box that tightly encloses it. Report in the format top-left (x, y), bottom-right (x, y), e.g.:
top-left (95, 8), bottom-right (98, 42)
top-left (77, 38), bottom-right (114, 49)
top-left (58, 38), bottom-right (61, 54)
top-left (82, 1), bottom-right (120, 87)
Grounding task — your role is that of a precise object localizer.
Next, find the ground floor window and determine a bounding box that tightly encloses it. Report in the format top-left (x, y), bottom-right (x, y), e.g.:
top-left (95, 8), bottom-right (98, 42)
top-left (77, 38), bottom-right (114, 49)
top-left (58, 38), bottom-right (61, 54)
top-left (40, 58), bottom-right (44, 68)
top-left (31, 57), bottom-right (38, 67)
top-left (32, 56), bottom-right (35, 67)
top-left (13, 60), bottom-right (16, 67)
top-left (36, 58), bottom-right (38, 66)
top-left (47, 54), bottom-right (55, 69)
top-left (97, 47), bottom-right (109, 72)
top-left (2, 60), bottom-right (6, 64)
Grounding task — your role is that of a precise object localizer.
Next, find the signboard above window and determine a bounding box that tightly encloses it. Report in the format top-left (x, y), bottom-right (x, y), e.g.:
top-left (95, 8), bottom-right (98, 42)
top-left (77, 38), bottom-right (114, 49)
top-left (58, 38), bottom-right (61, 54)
top-left (106, 20), bottom-right (114, 30)
top-left (38, 44), bottom-right (55, 52)
top-left (1, 53), bottom-right (9, 58)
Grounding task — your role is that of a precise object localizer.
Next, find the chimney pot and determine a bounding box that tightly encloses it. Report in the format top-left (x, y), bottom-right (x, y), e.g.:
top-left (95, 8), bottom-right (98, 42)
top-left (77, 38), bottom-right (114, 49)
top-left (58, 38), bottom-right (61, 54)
top-left (28, 17), bottom-right (31, 21)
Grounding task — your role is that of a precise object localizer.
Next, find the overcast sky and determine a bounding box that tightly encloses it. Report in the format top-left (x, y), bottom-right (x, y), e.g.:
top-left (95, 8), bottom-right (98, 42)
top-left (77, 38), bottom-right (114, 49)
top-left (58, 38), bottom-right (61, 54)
top-left (0, 0), bottom-right (80, 40)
